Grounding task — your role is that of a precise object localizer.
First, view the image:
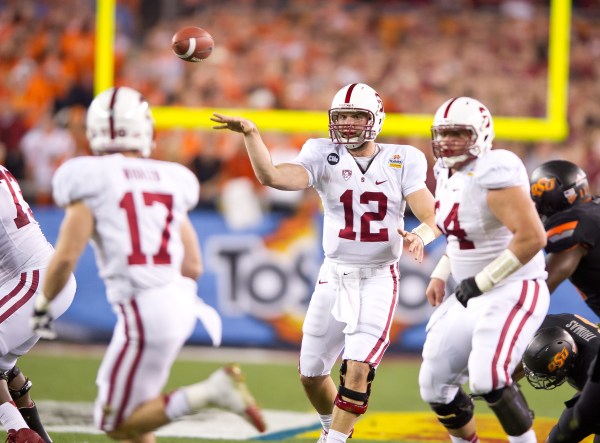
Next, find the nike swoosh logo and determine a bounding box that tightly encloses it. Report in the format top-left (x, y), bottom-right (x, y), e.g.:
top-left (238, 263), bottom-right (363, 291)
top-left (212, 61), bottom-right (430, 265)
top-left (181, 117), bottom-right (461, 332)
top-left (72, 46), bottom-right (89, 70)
top-left (318, 280), bottom-right (328, 284)
top-left (375, 180), bottom-right (387, 185)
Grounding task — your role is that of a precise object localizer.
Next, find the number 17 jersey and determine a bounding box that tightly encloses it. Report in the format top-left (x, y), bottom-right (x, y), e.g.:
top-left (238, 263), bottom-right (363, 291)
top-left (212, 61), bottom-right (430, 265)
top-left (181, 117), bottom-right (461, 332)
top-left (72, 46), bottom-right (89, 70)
top-left (52, 154), bottom-right (199, 303)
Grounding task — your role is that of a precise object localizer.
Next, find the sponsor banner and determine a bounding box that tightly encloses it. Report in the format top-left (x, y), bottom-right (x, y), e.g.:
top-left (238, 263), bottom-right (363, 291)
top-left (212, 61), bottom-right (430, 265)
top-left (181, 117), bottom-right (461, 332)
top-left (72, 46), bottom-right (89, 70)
top-left (34, 207), bottom-right (598, 350)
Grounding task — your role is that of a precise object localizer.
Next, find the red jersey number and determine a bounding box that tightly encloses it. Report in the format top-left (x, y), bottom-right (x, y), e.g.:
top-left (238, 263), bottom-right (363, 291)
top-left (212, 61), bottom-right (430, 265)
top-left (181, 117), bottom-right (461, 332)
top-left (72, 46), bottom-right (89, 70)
top-left (120, 191), bottom-right (174, 265)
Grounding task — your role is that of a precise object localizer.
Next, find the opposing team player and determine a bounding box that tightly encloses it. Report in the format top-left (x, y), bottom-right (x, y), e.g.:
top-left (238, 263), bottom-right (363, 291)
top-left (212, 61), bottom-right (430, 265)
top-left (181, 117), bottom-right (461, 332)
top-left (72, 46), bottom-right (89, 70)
top-left (420, 97), bottom-right (549, 443)
top-left (211, 83), bottom-right (440, 443)
top-left (529, 160), bottom-right (600, 315)
top-left (0, 163), bottom-right (76, 443)
top-left (518, 313), bottom-right (600, 443)
top-left (30, 86), bottom-right (266, 442)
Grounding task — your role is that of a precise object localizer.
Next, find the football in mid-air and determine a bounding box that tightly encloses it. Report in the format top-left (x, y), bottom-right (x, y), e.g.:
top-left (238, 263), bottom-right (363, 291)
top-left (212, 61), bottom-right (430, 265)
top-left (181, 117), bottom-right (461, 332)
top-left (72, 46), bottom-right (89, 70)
top-left (171, 27), bottom-right (214, 62)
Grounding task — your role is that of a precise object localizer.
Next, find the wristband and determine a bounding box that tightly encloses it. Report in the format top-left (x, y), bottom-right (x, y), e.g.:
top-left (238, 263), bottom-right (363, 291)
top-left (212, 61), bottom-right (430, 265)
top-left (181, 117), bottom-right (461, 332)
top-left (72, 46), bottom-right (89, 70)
top-left (34, 294), bottom-right (51, 312)
top-left (430, 254), bottom-right (451, 282)
top-left (474, 249), bottom-right (523, 293)
top-left (411, 223), bottom-right (436, 246)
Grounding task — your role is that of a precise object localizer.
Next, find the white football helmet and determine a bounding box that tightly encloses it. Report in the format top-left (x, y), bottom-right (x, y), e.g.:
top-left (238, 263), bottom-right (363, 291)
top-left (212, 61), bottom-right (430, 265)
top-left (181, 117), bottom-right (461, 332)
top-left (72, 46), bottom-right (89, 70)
top-left (86, 86), bottom-right (155, 157)
top-left (328, 83), bottom-right (385, 149)
top-left (431, 96), bottom-right (495, 169)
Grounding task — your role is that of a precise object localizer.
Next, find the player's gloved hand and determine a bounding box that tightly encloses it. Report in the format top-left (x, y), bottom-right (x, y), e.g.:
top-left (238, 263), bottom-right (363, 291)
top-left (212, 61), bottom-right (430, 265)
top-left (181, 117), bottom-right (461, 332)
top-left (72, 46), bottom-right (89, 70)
top-left (30, 295), bottom-right (57, 340)
top-left (454, 277), bottom-right (483, 308)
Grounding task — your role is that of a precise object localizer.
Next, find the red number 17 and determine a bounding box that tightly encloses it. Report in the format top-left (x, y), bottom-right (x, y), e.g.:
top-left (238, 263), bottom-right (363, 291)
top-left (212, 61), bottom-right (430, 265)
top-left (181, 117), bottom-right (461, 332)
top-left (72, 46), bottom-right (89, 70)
top-left (119, 191), bottom-right (174, 265)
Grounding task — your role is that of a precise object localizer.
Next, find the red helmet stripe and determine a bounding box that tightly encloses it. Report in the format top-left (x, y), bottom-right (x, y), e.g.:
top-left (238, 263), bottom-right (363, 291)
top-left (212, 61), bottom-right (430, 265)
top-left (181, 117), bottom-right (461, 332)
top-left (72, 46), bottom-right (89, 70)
top-left (443, 97), bottom-right (459, 118)
top-left (108, 87), bottom-right (120, 139)
top-left (344, 83), bottom-right (358, 103)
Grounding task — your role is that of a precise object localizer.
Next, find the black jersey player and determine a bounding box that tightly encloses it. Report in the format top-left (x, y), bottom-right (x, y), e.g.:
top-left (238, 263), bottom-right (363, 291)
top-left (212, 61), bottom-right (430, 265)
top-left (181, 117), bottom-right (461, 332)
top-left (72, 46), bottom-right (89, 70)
top-left (529, 160), bottom-right (600, 316)
top-left (518, 313), bottom-right (600, 443)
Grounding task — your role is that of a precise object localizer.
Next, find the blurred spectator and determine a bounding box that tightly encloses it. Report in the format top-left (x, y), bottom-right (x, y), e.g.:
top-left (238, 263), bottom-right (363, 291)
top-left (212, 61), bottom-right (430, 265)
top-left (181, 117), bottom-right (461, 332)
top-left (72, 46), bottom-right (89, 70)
top-left (20, 110), bottom-right (75, 204)
top-left (2, 0), bottom-right (600, 204)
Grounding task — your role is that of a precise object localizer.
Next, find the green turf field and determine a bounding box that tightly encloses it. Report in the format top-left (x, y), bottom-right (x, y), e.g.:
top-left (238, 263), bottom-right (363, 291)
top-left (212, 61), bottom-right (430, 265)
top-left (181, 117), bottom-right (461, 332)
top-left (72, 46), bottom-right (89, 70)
top-left (7, 345), bottom-right (579, 443)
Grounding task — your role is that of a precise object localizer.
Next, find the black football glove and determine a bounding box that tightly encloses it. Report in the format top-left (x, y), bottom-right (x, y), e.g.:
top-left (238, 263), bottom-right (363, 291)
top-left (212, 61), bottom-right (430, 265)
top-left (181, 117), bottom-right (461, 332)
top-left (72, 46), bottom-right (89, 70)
top-left (454, 276), bottom-right (483, 308)
top-left (30, 307), bottom-right (57, 340)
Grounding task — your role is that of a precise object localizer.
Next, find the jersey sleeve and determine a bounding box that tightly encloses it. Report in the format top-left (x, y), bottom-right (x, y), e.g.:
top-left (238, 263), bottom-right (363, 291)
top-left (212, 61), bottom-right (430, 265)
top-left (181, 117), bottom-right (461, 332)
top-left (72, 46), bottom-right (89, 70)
top-left (544, 210), bottom-right (594, 253)
top-left (401, 147), bottom-right (427, 196)
top-left (174, 164), bottom-right (200, 210)
top-left (475, 149), bottom-right (527, 190)
top-left (292, 139), bottom-right (325, 188)
top-left (52, 157), bottom-right (103, 207)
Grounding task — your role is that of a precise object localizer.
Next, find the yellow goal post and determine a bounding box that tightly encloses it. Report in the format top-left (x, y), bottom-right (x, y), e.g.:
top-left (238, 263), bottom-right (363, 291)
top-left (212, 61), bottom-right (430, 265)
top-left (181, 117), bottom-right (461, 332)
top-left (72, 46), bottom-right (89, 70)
top-left (95, 0), bottom-right (571, 142)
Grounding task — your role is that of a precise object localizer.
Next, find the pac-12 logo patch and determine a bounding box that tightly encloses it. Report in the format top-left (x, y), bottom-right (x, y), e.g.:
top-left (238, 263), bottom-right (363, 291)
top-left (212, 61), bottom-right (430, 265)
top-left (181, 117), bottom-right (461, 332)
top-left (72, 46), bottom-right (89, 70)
top-left (327, 153), bottom-right (340, 165)
top-left (342, 170), bottom-right (352, 180)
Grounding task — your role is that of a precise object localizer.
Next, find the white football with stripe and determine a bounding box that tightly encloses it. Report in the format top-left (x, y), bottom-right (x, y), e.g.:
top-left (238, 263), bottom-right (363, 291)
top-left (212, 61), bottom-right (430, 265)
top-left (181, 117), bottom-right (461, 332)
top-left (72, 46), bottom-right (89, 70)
top-left (171, 26), bottom-right (214, 62)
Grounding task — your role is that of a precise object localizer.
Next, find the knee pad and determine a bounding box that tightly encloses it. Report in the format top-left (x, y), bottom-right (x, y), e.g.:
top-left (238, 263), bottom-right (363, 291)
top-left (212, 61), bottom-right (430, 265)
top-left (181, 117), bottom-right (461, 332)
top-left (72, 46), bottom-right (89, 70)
top-left (334, 360), bottom-right (376, 415)
top-left (4, 366), bottom-right (32, 400)
top-left (429, 388), bottom-right (474, 430)
top-left (482, 384), bottom-right (533, 436)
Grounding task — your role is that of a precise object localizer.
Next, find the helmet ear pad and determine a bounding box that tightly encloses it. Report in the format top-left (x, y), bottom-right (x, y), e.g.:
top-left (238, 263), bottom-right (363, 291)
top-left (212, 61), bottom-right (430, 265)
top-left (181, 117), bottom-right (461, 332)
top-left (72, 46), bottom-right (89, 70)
top-left (529, 160), bottom-right (590, 217)
top-left (522, 327), bottom-right (577, 390)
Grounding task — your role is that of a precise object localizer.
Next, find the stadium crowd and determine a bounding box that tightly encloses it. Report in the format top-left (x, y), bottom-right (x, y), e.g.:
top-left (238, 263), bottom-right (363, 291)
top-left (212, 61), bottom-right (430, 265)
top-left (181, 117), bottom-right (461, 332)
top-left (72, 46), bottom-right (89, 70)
top-left (1, 0), bottom-right (600, 208)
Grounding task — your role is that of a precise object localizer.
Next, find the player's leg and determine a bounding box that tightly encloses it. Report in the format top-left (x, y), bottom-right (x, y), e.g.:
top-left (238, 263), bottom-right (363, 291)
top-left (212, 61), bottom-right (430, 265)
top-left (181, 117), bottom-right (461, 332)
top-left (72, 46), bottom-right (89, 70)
top-left (469, 280), bottom-right (548, 443)
top-left (95, 288), bottom-right (197, 440)
top-left (299, 267), bottom-right (346, 441)
top-left (3, 363), bottom-right (52, 443)
top-left (419, 297), bottom-right (475, 443)
top-left (327, 267), bottom-right (400, 442)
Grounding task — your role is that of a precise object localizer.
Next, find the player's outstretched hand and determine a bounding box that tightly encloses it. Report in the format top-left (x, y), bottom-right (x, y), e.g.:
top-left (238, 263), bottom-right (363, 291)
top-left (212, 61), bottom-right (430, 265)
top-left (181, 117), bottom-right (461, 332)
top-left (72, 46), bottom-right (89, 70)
top-left (454, 276), bottom-right (483, 308)
top-left (426, 278), bottom-right (445, 307)
top-left (399, 228), bottom-right (425, 263)
top-left (211, 113), bottom-right (257, 135)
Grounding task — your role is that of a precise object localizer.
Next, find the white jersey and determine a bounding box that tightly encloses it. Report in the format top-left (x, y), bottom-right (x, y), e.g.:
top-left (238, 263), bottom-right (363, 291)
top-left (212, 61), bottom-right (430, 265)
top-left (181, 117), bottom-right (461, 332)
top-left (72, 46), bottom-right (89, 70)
top-left (294, 139), bottom-right (427, 265)
top-left (433, 149), bottom-right (546, 283)
top-left (53, 154), bottom-right (199, 303)
top-left (0, 165), bottom-right (53, 285)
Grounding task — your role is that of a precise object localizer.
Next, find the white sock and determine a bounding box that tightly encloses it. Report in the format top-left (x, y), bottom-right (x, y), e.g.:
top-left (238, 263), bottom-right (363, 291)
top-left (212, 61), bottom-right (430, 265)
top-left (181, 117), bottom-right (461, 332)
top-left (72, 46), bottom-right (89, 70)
top-left (319, 413), bottom-right (332, 432)
top-left (0, 402), bottom-right (27, 431)
top-left (326, 429), bottom-right (349, 443)
top-left (508, 429), bottom-right (537, 443)
top-left (450, 433), bottom-right (480, 443)
top-left (181, 379), bottom-right (217, 413)
top-left (164, 390), bottom-right (192, 421)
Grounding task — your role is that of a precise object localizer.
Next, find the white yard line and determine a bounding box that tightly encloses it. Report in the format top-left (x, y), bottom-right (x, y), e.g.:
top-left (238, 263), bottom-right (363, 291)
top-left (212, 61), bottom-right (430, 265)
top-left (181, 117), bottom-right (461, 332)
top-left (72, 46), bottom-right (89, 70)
top-left (38, 400), bottom-right (318, 440)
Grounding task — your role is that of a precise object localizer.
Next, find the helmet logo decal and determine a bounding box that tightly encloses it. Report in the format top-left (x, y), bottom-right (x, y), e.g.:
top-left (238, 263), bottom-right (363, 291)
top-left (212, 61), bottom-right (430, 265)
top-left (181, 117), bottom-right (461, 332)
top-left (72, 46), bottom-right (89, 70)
top-left (479, 107), bottom-right (491, 129)
top-left (547, 346), bottom-right (569, 372)
top-left (342, 170), bottom-right (352, 181)
top-left (327, 153), bottom-right (340, 165)
top-left (375, 93), bottom-right (384, 114)
top-left (531, 177), bottom-right (556, 197)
